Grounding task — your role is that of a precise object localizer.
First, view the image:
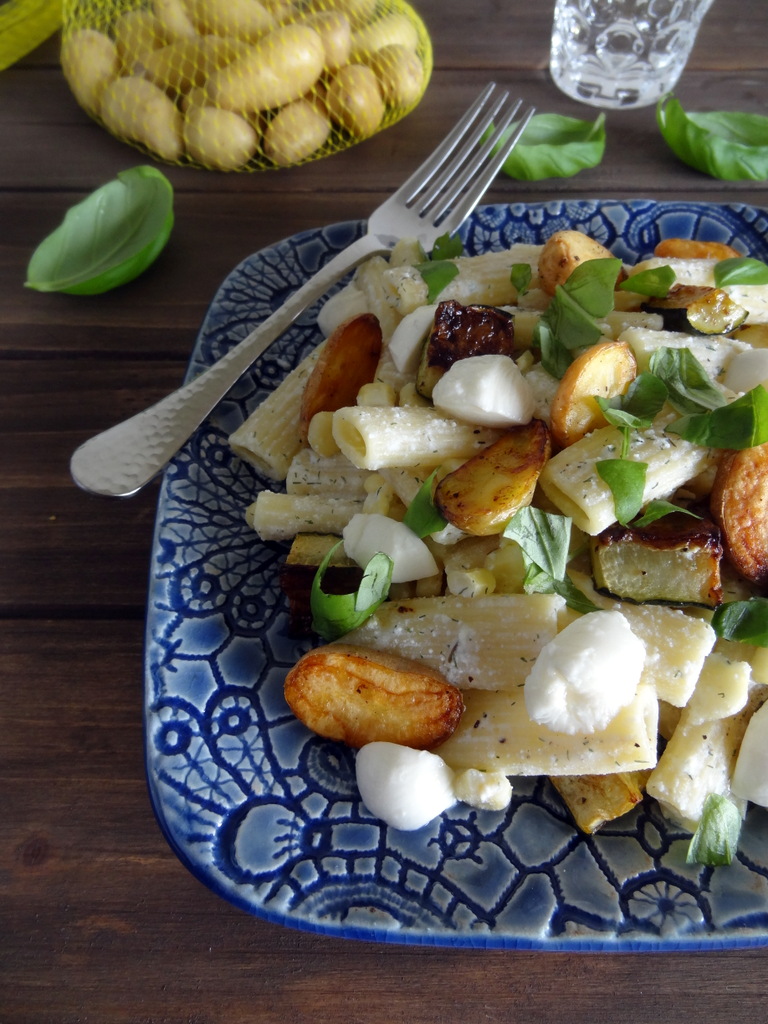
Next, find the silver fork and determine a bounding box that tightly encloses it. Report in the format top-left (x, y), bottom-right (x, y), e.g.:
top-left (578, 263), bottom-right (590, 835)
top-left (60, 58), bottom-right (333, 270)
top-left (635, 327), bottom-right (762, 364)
top-left (70, 84), bottom-right (534, 498)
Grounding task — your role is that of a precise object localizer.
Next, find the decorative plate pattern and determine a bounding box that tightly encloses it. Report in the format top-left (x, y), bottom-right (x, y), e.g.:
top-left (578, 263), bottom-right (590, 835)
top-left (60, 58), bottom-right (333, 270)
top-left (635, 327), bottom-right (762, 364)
top-left (146, 199), bottom-right (768, 949)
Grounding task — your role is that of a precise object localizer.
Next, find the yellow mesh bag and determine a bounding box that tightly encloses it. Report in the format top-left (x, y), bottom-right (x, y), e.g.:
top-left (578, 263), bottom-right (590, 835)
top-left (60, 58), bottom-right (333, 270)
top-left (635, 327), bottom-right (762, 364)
top-left (60, 0), bottom-right (432, 171)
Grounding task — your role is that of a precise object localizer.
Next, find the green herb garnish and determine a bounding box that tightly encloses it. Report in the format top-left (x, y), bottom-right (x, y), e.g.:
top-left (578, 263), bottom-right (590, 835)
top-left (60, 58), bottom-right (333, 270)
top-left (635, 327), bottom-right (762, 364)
top-left (310, 543), bottom-right (392, 641)
top-left (714, 257), bottom-right (768, 288)
top-left (619, 264), bottom-right (676, 297)
top-left (596, 458), bottom-right (647, 525)
top-left (649, 347), bottom-right (726, 414)
top-left (402, 469), bottom-right (447, 538)
top-left (686, 793), bottom-right (742, 866)
top-left (26, 165), bottom-right (174, 294)
top-left (711, 598), bottom-right (768, 646)
top-left (666, 385), bottom-right (768, 449)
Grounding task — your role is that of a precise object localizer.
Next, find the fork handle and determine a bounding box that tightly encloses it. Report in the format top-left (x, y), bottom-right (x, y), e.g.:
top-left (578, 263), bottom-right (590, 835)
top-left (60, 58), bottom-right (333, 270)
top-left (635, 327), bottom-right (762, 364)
top-left (70, 232), bottom-right (387, 497)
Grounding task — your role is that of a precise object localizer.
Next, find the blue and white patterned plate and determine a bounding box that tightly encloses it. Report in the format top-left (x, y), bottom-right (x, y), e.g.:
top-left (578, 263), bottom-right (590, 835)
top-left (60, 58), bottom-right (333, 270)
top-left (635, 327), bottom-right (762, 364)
top-left (146, 199), bottom-right (768, 949)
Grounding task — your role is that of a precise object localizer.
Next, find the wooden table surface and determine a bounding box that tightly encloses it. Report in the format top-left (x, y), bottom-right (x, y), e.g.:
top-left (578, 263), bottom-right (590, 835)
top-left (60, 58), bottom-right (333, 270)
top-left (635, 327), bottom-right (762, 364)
top-left (4, 2), bottom-right (768, 1020)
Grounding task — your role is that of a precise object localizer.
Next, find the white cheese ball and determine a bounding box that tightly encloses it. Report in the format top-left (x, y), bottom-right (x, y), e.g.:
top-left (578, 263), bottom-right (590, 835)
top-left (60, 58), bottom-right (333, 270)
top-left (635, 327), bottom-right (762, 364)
top-left (453, 768), bottom-right (512, 811)
top-left (524, 610), bottom-right (645, 735)
top-left (342, 512), bottom-right (438, 583)
top-left (355, 742), bottom-right (457, 831)
top-left (431, 354), bottom-right (536, 427)
top-left (732, 699), bottom-right (768, 807)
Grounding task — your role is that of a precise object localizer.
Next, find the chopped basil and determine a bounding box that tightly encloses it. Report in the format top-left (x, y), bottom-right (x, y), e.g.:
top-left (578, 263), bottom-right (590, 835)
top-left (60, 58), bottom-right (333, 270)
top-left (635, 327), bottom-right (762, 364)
top-left (504, 506), bottom-right (571, 580)
top-left (597, 458), bottom-right (647, 525)
top-left (310, 542), bottom-right (392, 641)
top-left (431, 232), bottom-right (463, 261)
top-left (596, 371), bottom-right (668, 431)
top-left (713, 256), bottom-right (768, 288)
top-left (510, 262), bottom-right (532, 296)
top-left (686, 793), bottom-right (742, 866)
top-left (619, 264), bottom-right (676, 297)
top-left (402, 469), bottom-right (447, 538)
top-left (649, 346), bottom-right (726, 414)
top-left (416, 259), bottom-right (460, 302)
top-left (26, 165), bottom-right (174, 294)
top-left (495, 112), bottom-right (606, 181)
top-left (657, 95), bottom-right (768, 181)
top-left (632, 499), bottom-right (700, 528)
top-left (667, 385), bottom-right (768, 448)
top-left (711, 598), bottom-right (768, 646)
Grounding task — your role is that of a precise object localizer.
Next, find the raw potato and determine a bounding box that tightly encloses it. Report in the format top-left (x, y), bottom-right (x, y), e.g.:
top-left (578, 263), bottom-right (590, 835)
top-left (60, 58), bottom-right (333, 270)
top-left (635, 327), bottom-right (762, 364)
top-left (183, 106), bottom-right (258, 170)
top-left (349, 11), bottom-right (420, 62)
top-left (100, 76), bottom-right (183, 162)
top-left (710, 441), bottom-right (768, 585)
top-left (435, 419), bottom-right (552, 535)
top-left (142, 35), bottom-right (249, 95)
top-left (538, 229), bottom-right (616, 296)
top-left (367, 43), bottom-right (424, 107)
top-left (300, 11), bottom-right (351, 69)
top-left (60, 29), bottom-right (119, 115)
top-left (113, 8), bottom-right (165, 72)
top-left (654, 238), bottom-right (741, 260)
top-left (183, 0), bottom-right (276, 41)
top-left (326, 63), bottom-right (385, 138)
top-left (264, 98), bottom-right (331, 167)
top-left (207, 23), bottom-right (325, 114)
top-left (284, 643), bottom-right (465, 749)
top-left (306, 0), bottom-right (378, 30)
top-left (299, 313), bottom-right (383, 441)
top-left (153, 0), bottom-right (197, 40)
top-left (550, 340), bottom-right (637, 449)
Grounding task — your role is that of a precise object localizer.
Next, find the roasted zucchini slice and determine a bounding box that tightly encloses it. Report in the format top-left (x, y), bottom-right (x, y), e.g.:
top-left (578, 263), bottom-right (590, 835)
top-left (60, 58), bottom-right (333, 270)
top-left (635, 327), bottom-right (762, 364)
top-left (590, 512), bottom-right (723, 607)
top-left (643, 285), bottom-right (748, 335)
top-left (416, 300), bottom-right (516, 398)
top-left (280, 533), bottom-right (362, 635)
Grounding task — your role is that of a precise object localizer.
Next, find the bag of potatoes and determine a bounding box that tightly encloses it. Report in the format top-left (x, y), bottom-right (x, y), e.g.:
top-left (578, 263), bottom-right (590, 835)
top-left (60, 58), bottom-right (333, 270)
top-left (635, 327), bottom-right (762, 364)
top-left (60, 0), bottom-right (432, 171)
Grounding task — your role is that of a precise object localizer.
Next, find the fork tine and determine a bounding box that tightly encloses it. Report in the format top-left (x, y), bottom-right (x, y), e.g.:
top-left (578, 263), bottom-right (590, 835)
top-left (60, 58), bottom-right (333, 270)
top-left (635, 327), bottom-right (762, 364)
top-left (388, 82), bottom-right (500, 205)
top-left (430, 102), bottom-right (536, 231)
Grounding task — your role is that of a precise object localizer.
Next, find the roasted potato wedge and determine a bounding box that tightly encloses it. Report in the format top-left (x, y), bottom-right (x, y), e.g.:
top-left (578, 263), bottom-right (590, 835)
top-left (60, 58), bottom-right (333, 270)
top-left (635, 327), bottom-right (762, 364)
top-left (435, 419), bottom-right (551, 535)
top-left (538, 229), bottom-right (616, 296)
top-left (284, 642), bottom-right (464, 748)
top-left (299, 313), bottom-right (382, 442)
top-left (551, 770), bottom-right (649, 834)
top-left (550, 340), bottom-right (637, 449)
top-left (654, 238), bottom-right (741, 260)
top-left (710, 440), bottom-right (768, 585)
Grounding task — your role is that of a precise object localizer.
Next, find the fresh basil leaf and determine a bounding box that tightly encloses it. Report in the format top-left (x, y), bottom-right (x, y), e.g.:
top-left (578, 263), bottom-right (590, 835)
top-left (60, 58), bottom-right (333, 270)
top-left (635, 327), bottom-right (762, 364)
top-left (714, 256), bottom-right (768, 287)
top-left (431, 232), bottom-right (463, 261)
top-left (549, 284), bottom-right (606, 348)
top-left (504, 506), bottom-right (571, 581)
top-left (657, 94), bottom-right (768, 182)
top-left (632, 499), bottom-right (700, 528)
top-left (711, 598), bottom-right (768, 646)
top-left (25, 165), bottom-right (174, 294)
top-left (667, 385), bottom-right (768, 448)
top-left (310, 543), bottom-right (392, 641)
top-left (552, 574), bottom-right (602, 613)
top-left (402, 469), bottom-right (447, 538)
top-left (619, 264), bottom-right (676, 297)
top-left (649, 346), bottom-right (726, 414)
top-left (533, 318), bottom-right (573, 379)
top-left (597, 459), bottom-right (647, 525)
top-left (496, 112), bottom-right (606, 181)
top-left (510, 262), bottom-right (532, 296)
top-left (686, 793), bottom-right (742, 866)
top-left (596, 371), bottom-right (668, 430)
top-left (416, 259), bottom-right (460, 302)
top-left (562, 257), bottom-right (622, 317)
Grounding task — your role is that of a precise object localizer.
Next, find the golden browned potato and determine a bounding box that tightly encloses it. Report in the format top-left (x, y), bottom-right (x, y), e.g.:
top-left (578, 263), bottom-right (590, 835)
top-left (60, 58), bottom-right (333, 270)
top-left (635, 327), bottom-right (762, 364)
top-left (654, 237), bottom-right (741, 260)
top-left (550, 339), bottom-right (637, 449)
top-left (538, 230), bottom-right (616, 296)
top-left (284, 643), bottom-right (464, 749)
top-left (710, 440), bottom-right (768, 585)
top-left (435, 419), bottom-right (552, 536)
top-left (551, 771), bottom-right (648, 834)
top-left (299, 313), bottom-right (383, 441)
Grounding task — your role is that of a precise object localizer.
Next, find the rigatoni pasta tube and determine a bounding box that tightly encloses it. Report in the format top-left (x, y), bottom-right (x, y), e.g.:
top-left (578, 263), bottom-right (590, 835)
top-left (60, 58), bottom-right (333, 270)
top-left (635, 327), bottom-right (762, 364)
top-left (435, 683), bottom-right (659, 776)
top-left (332, 405), bottom-right (500, 470)
top-left (344, 593), bottom-right (565, 691)
top-left (245, 491), bottom-right (364, 541)
top-left (538, 418), bottom-right (717, 535)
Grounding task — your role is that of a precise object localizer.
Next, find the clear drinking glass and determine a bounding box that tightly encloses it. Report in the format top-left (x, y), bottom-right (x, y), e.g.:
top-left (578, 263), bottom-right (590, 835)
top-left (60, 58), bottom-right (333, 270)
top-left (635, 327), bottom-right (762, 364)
top-left (549, 0), bottom-right (716, 109)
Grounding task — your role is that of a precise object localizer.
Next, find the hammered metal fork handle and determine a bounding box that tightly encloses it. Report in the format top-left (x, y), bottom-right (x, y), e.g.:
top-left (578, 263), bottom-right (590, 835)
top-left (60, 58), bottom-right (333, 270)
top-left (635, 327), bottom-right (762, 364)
top-left (70, 234), bottom-right (386, 497)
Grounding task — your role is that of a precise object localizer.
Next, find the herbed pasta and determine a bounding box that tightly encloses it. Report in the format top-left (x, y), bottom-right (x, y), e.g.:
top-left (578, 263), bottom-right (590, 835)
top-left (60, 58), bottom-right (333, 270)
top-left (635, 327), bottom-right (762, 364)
top-left (231, 227), bottom-right (768, 847)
